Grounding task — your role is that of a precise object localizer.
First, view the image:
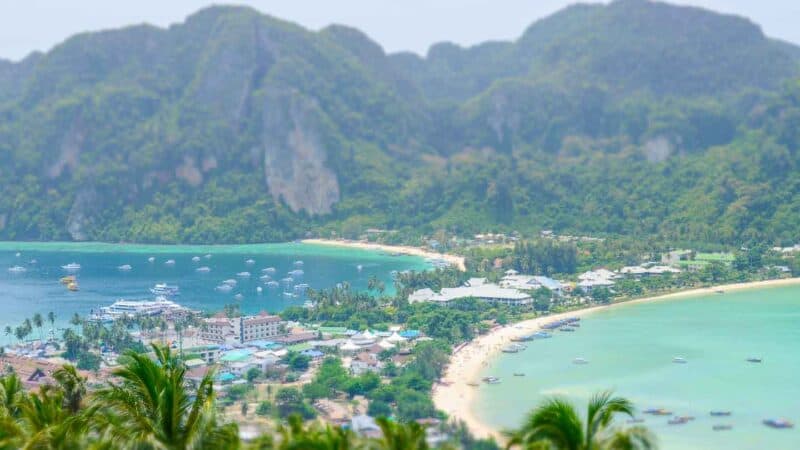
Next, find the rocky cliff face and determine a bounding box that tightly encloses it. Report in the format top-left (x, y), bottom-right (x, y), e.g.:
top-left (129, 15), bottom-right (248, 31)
top-left (260, 89), bottom-right (340, 215)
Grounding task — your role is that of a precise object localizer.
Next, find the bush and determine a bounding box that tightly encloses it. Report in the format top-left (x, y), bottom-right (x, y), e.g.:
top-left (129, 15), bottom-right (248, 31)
top-left (256, 401), bottom-right (273, 417)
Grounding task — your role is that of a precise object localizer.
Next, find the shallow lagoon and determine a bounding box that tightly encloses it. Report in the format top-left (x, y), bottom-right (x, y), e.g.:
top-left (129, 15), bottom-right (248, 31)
top-left (475, 286), bottom-right (800, 449)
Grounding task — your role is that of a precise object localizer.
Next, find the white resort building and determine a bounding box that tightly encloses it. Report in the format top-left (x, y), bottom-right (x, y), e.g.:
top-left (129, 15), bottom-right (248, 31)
top-left (408, 278), bottom-right (532, 306)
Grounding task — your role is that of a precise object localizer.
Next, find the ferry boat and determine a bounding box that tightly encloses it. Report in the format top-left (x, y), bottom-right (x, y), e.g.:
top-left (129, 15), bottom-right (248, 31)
top-left (61, 262), bottom-right (81, 271)
top-left (7, 266), bottom-right (26, 273)
top-left (763, 418), bottom-right (794, 429)
top-left (90, 297), bottom-right (187, 321)
top-left (150, 283), bottom-right (180, 297)
top-left (117, 264), bottom-right (132, 271)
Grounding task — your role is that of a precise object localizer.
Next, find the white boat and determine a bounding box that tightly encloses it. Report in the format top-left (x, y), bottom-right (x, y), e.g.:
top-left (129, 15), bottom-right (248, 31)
top-left (672, 357), bottom-right (688, 364)
top-left (357, 264), bottom-right (363, 272)
top-left (282, 292), bottom-right (296, 298)
top-left (216, 284), bottom-right (234, 292)
top-left (573, 358), bottom-right (589, 365)
top-left (204, 254), bottom-right (212, 259)
top-left (164, 259), bottom-right (176, 266)
top-left (245, 259), bottom-right (255, 265)
top-left (191, 256), bottom-right (201, 262)
top-left (256, 286), bottom-right (263, 294)
top-left (91, 297), bottom-right (188, 321)
top-left (28, 259), bottom-right (37, 265)
top-left (117, 264), bottom-right (133, 271)
top-left (14, 252), bottom-right (21, 257)
top-left (259, 274), bottom-right (271, 281)
top-left (294, 260), bottom-right (304, 267)
top-left (289, 269), bottom-right (304, 277)
top-left (281, 277), bottom-right (294, 285)
top-left (236, 271), bottom-right (251, 278)
top-left (266, 281), bottom-right (279, 288)
top-left (222, 279), bottom-right (237, 286)
top-left (150, 283), bottom-right (180, 297)
top-left (8, 266), bottom-right (26, 273)
top-left (196, 266), bottom-right (211, 273)
top-left (148, 257), bottom-right (155, 263)
top-left (233, 293), bottom-right (244, 300)
top-left (262, 267), bottom-right (276, 274)
top-left (61, 263), bottom-right (81, 271)
top-left (294, 283), bottom-right (310, 292)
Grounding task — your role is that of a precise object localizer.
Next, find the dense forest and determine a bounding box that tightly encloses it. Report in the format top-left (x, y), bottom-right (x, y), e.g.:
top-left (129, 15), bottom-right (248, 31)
top-left (1, 0), bottom-right (800, 245)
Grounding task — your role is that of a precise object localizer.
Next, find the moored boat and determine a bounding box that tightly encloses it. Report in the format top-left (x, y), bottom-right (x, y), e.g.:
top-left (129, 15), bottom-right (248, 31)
top-left (572, 357), bottom-right (589, 365)
top-left (672, 356), bottom-right (687, 364)
top-left (8, 266), bottom-right (26, 273)
top-left (117, 264), bottom-right (132, 271)
top-left (61, 262), bottom-right (81, 271)
top-left (710, 411), bottom-right (732, 416)
top-left (196, 266), bottom-right (211, 273)
top-left (746, 357), bottom-right (763, 363)
top-left (712, 425), bottom-right (732, 431)
top-left (150, 283), bottom-right (180, 297)
top-left (763, 418), bottom-right (793, 429)
top-left (164, 259), bottom-right (176, 266)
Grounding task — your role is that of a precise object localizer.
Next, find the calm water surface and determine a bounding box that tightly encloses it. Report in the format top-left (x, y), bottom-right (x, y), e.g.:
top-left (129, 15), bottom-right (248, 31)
top-left (474, 286), bottom-right (800, 450)
top-left (0, 242), bottom-right (427, 342)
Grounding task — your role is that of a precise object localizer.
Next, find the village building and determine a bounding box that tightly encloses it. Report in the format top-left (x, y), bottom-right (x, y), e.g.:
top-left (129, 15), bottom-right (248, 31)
top-left (200, 311), bottom-right (283, 344)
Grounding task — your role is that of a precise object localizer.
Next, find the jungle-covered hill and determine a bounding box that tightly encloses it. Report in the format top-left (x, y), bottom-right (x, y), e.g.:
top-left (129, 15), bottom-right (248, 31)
top-left (1, 0), bottom-right (799, 245)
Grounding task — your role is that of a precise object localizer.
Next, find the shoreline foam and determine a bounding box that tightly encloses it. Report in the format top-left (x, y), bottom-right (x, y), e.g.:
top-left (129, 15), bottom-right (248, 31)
top-left (432, 277), bottom-right (800, 442)
top-left (301, 238), bottom-right (466, 271)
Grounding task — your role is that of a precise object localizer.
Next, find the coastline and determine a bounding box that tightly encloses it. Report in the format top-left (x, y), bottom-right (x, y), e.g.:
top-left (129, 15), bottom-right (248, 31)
top-left (432, 277), bottom-right (800, 442)
top-left (300, 238), bottom-right (466, 271)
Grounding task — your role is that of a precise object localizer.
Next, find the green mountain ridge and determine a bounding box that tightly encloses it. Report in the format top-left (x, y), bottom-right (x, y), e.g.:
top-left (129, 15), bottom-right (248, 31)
top-left (1, 0), bottom-right (800, 245)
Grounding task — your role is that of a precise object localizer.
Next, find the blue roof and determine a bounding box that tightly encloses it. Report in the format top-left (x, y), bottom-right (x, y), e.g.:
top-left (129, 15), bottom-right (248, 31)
top-left (301, 349), bottom-right (324, 358)
top-left (399, 330), bottom-right (420, 338)
top-left (532, 276), bottom-right (563, 290)
top-left (217, 372), bottom-right (237, 382)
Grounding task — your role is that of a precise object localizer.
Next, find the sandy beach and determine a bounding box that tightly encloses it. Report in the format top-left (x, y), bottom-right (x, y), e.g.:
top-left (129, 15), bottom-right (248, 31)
top-left (301, 238), bottom-right (466, 271)
top-left (432, 277), bottom-right (800, 442)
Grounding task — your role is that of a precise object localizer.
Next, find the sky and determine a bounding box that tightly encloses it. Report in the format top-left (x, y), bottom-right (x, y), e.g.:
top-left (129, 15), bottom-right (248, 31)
top-left (0, 0), bottom-right (798, 61)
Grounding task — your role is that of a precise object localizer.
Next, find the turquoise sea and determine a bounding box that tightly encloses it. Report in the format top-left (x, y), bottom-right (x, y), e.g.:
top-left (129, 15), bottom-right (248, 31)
top-left (474, 286), bottom-right (800, 450)
top-left (0, 242), bottom-right (427, 343)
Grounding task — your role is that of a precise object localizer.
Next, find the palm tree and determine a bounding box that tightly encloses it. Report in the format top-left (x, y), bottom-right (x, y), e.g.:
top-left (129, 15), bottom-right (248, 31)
top-left (269, 415), bottom-right (355, 450)
top-left (52, 364), bottom-right (86, 414)
top-left (32, 313), bottom-right (43, 343)
top-left (375, 417), bottom-right (429, 450)
top-left (47, 312), bottom-right (56, 341)
top-left (505, 391), bottom-right (655, 450)
top-left (92, 343), bottom-right (239, 449)
top-left (69, 313), bottom-right (82, 329)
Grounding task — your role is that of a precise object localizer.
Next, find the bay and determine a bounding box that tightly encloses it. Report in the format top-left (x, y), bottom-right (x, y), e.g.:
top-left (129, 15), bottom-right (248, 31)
top-left (0, 241), bottom-right (427, 343)
top-left (474, 286), bottom-right (800, 450)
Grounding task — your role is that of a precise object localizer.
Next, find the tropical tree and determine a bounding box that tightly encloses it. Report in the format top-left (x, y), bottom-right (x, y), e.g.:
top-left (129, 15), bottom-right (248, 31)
top-left (375, 416), bottom-right (429, 450)
top-left (52, 365), bottom-right (86, 414)
top-left (47, 312), bottom-right (56, 340)
top-left (505, 391), bottom-right (655, 450)
top-left (92, 343), bottom-right (239, 449)
top-left (32, 313), bottom-right (43, 342)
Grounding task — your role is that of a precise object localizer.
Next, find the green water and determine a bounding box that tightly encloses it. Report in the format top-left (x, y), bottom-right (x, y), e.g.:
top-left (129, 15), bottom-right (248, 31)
top-left (475, 286), bottom-right (800, 449)
top-left (1, 241), bottom-right (428, 344)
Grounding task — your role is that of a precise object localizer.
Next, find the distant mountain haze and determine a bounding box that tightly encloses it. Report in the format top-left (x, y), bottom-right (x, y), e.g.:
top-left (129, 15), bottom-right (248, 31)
top-left (1, 0), bottom-right (799, 244)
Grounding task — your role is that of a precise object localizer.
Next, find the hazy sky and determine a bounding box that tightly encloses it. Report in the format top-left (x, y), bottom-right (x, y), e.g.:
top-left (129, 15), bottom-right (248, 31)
top-left (0, 0), bottom-right (798, 61)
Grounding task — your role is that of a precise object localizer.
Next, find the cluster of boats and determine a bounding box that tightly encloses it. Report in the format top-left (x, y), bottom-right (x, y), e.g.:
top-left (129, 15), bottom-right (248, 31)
top-left (637, 409), bottom-right (793, 430)
top-left (510, 331), bottom-right (552, 342)
top-left (60, 275), bottom-right (79, 291)
top-left (501, 343), bottom-right (527, 353)
top-left (541, 317), bottom-right (581, 332)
